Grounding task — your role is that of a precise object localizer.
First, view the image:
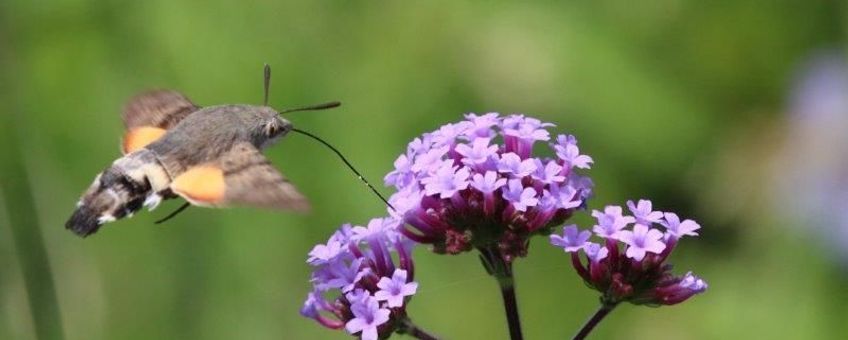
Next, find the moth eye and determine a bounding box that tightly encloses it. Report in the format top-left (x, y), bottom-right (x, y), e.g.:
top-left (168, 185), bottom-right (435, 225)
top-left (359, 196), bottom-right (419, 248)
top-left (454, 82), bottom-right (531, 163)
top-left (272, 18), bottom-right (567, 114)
top-left (265, 123), bottom-right (280, 136)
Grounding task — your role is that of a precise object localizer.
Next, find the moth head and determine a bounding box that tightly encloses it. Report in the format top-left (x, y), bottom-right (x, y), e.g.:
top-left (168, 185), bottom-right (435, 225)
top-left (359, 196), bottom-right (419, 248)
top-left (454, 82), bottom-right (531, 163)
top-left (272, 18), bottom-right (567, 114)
top-left (259, 114), bottom-right (292, 148)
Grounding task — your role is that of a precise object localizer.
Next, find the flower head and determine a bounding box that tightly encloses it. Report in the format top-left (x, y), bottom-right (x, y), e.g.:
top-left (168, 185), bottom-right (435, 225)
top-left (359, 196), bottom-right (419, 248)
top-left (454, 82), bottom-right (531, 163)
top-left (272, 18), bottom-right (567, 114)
top-left (553, 200), bottom-right (707, 306)
top-left (386, 113), bottom-right (592, 263)
top-left (302, 217), bottom-right (419, 339)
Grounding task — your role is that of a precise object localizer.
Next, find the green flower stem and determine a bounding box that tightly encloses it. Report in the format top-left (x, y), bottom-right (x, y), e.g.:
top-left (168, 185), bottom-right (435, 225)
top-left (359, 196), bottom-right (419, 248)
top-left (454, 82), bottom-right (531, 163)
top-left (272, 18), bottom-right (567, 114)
top-left (398, 317), bottom-right (440, 340)
top-left (478, 247), bottom-right (524, 340)
top-left (572, 303), bottom-right (617, 340)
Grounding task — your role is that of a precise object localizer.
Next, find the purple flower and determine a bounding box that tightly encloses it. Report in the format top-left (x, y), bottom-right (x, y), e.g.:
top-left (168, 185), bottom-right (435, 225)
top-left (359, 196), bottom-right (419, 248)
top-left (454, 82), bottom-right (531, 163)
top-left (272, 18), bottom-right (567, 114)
top-left (345, 288), bottom-right (370, 305)
top-left (555, 134), bottom-right (577, 147)
top-left (345, 294), bottom-right (391, 340)
top-left (532, 160), bottom-right (566, 184)
top-left (504, 122), bottom-right (551, 142)
top-left (500, 114), bottom-right (526, 130)
top-left (502, 179), bottom-right (538, 212)
top-left (352, 217), bottom-right (400, 241)
top-left (503, 118), bottom-right (552, 158)
top-left (471, 171), bottom-right (507, 193)
top-left (626, 199), bottom-right (664, 225)
top-left (660, 212), bottom-right (701, 239)
top-left (550, 225), bottom-right (590, 252)
top-left (387, 113), bottom-right (592, 261)
top-left (387, 187), bottom-right (423, 219)
top-left (455, 138), bottom-right (499, 168)
top-left (549, 184), bottom-right (582, 210)
top-left (307, 239), bottom-right (347, 266)
top-left (650, 271), bottom-right (708, 305)
top-left (410, 145), bottom-right (450, 173)
top-left (301, 290), bottom-right (344, 329)
top-left (471, 171), bottom-right (507, 216)
top-left (464, 112), bottom-right (500, 138)
top-left (432, 121), bottom-right (471, 146)
top-left (552, 200), bottom-right (707, 307)
top-left (679, 272), bottom-right (708, 292)
top-left (592, 206), bottom-right (635, 239)
top-left (303, 218), bottom-right (419, 338)
top-left (497, 152), bottom-right (537, 177)
top-left (583, 242), bottom-right (609, 263)
top-left (618, 224), bottom-right (666, 261)
top-left (385, 154), bottom-right (414, 188)
top-left (406, 136), bottom-right (432, 157)
top-left (568, 174), bottom-right (594, 202)
top-left (320, 258), bottom-right (369, 292)
top-left (420, 161), bottom-right (470, 199)
top-left (555, 138), bottom-right (593, 169)
top-left (374, 269), bottom-right (419, 307)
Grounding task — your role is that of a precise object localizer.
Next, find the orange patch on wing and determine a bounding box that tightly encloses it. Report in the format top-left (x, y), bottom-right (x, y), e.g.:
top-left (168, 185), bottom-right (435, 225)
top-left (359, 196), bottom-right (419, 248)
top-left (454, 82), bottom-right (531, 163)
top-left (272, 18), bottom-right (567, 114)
top-left (122, 126), bottom-right (167, 154)
top-left (170, 166), bottom-right (226, 205)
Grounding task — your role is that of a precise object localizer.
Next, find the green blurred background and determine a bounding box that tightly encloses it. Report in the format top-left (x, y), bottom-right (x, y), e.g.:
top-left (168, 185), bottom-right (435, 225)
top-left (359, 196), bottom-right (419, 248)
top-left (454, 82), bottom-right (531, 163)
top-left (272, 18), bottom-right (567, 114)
top-left (2, 1), bottom-right (847, 339)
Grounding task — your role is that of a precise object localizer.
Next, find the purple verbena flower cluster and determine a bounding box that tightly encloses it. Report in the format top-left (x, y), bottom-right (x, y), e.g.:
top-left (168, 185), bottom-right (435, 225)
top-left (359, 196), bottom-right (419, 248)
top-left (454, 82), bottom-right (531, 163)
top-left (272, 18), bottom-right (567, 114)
top-left (301, 217), bottom-right (419, 340)
top-left (385, 113), bottom-right (593, 262)
top-left (550, 199), bottom-right (707, 306)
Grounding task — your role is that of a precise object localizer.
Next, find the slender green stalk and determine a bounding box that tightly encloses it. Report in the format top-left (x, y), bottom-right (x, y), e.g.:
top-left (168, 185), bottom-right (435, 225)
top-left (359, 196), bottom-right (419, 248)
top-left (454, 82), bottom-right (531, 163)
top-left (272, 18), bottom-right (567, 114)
top-left (478, 247), bottom-right (524, 340)
top-left (397, 317), bottom-right (440, 340)
top-left (0, 30), bottom-right (65, 338)
top-left (572, 303), bottom-right (617, 340)
top-left (0, 125), bottom-right (66, 340)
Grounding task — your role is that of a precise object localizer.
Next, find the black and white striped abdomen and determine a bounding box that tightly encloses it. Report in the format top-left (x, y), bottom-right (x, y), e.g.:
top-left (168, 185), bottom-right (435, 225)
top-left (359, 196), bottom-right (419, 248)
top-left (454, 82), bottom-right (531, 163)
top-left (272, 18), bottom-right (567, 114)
top-left (65, 149), bottom-right (172, 237)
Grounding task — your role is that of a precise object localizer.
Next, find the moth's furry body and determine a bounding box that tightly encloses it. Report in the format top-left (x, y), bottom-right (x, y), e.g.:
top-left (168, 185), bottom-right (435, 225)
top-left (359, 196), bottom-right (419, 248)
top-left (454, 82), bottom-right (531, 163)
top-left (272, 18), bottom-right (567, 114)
top-left (149, 105), bottom-right (288, 175)
top-left (66, 92), bottom-right (304, 237)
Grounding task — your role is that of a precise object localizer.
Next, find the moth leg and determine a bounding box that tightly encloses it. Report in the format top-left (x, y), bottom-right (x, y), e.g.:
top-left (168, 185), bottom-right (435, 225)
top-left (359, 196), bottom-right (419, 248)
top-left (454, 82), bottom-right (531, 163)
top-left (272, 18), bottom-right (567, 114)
top-left (155, 202), bottom-right (191, 224)
top-left (143, 193), bottom-right (163, 211)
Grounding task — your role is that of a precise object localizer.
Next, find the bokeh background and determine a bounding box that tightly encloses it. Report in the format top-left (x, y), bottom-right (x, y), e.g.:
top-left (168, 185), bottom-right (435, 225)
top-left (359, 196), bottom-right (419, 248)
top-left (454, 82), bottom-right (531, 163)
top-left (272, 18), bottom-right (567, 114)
top-left (2, 1), bottom-right (847, 339)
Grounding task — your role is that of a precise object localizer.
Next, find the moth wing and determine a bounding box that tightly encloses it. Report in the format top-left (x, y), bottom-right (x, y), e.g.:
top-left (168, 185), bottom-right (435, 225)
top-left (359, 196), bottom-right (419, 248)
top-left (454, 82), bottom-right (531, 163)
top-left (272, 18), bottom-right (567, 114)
top-left (121, 90), bottom-right (199, 154)
top-left (170, 142), bottom-right (310, 211)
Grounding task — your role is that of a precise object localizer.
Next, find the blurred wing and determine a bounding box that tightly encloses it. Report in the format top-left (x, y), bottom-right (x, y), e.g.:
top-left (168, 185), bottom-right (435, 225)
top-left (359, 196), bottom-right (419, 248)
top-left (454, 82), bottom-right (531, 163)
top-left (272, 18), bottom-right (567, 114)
top-left (169, 142), bottom-right (309, 211)
top-left (121, 90), bottom-right (199, 154)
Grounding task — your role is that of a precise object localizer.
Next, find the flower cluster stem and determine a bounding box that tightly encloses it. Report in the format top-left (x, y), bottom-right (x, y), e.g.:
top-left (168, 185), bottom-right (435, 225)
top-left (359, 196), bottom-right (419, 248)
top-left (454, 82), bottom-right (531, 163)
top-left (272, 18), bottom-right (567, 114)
top-left (572, 303), bottom-right (617, 340)
top-left (479, 247), bottom-right (524, 340)
top-left (398, 317), bottom-right (440, 340)
top-left (498, 274), bottom-right (523, 340)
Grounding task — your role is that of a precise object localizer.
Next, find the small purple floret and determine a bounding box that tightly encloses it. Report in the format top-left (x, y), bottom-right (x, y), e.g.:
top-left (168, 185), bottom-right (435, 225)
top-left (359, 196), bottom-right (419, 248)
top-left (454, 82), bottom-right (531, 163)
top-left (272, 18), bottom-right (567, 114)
top-left (550, 225), bottom-right (591, 252)
top-left (345, 294), bottom-right (391, 340)
top-left (618, 224), bottom-right (666, 261)
top-left (374, 269), bottom-right (419, 308)
top-left (660, 212), bottom-right (701, 239)
top-left (502, 179), bottom-right (539, 212)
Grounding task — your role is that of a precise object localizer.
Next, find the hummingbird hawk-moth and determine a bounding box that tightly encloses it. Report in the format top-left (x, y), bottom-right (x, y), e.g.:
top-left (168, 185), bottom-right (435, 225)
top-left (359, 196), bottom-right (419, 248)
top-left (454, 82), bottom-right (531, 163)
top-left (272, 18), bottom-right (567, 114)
top-left (66, 66), bottom-right (346, 237)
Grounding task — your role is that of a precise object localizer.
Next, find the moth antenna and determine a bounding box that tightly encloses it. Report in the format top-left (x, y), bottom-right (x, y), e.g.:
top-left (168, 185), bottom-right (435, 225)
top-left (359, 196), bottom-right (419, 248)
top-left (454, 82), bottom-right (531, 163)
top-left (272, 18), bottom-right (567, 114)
top-left (291, 128), bottom-right (395, 211)
top-left (155, 202), bottom-right (191, 224)
top-left (263, 64), bottom-right (271, 106)
top-left (280, 101), bottom-right (341, 114)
